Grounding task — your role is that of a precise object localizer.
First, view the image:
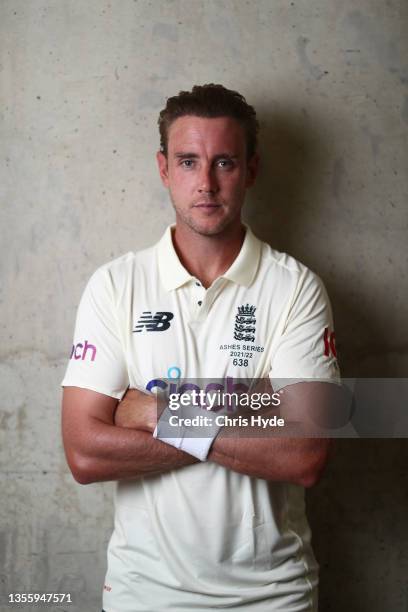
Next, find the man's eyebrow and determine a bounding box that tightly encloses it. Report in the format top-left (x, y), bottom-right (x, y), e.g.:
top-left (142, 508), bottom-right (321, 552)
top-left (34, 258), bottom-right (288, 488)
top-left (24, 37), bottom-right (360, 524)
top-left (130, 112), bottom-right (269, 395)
top-left (174, 152), bottom-right (200, 159)
top-left (213, 153), bottom-right (239, 161)
top-left (174, 152), bottom-right (239, 160)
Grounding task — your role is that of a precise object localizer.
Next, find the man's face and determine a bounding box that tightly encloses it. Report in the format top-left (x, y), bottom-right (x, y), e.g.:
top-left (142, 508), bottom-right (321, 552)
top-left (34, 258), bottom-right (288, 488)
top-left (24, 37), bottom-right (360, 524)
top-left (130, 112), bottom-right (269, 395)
top-left (156, 115), bottom-right (259, 236)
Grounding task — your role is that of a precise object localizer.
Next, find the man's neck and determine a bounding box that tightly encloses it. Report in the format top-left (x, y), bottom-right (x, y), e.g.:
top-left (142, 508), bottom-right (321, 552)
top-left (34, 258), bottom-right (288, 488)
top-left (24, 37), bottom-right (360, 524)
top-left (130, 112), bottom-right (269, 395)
top-left (171, 222), bottom-right (246, 289)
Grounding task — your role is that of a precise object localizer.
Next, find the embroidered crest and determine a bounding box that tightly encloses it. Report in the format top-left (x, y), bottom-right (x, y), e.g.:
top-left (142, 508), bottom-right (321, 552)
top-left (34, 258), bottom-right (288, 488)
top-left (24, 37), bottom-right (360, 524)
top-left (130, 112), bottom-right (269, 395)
top-left (234, 304), bottom-right (256, 342)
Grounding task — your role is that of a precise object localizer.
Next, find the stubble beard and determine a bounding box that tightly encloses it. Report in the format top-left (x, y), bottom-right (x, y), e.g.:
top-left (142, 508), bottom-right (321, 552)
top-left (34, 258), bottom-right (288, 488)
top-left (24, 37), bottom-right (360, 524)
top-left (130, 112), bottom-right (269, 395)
top-left (170, 195), bottom-right (243, 238)
top-left (175, 210), bottom-right (231, 236)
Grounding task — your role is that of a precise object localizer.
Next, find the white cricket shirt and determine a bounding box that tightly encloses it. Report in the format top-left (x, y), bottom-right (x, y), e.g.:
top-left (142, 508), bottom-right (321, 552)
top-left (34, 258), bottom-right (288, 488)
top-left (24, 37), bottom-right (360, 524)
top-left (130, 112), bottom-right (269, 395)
top-left (62, 224), bottom-right (339, 612)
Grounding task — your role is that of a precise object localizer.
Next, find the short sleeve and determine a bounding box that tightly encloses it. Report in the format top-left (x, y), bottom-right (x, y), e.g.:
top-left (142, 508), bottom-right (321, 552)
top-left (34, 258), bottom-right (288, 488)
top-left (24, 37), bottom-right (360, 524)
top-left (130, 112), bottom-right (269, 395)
top-left (270, 270), bottom-right (340, 386)
top-left (61, 267), bottom-right (129, 399)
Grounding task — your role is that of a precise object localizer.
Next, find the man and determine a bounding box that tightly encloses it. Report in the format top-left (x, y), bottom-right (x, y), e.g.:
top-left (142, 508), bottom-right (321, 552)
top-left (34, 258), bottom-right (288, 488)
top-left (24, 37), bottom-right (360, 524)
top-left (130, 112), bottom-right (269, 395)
top-left (61, 84), bottom-right (340, 611)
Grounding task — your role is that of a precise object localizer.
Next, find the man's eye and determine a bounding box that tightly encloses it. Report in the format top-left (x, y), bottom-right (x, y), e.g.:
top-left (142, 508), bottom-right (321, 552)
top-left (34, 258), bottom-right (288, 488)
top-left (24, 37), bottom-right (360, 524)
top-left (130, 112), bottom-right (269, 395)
top-left (217, 159), bottom-right (233, 168)
top-left (181, 159), bottom-right (194, 168)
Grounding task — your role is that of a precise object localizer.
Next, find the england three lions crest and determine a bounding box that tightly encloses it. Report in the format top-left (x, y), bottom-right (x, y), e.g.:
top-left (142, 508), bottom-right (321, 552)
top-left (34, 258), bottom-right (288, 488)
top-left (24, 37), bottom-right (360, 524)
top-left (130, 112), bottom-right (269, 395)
top-left (234, 304), bottom-right (256, 342)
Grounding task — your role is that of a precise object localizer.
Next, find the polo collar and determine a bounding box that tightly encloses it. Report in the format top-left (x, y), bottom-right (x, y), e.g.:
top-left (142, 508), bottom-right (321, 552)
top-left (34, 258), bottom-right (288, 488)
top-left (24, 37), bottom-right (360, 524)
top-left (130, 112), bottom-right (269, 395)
top-left (157, 223), bottom-right (262, 291)
top-left (157, 225), bottom-right (193, 291)
top-left (221, 224), bottom-right (261, 287)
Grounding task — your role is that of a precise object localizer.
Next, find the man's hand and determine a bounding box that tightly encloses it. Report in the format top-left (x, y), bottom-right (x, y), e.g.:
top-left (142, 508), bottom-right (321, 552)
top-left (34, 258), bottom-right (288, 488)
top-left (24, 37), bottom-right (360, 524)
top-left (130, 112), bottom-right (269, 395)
top-left (114, 388), bottom-right (160, 432)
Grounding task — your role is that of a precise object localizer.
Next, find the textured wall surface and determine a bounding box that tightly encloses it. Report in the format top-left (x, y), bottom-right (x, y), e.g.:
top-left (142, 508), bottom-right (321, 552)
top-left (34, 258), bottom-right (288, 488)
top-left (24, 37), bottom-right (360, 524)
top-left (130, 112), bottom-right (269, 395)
top-left (1, 1), bottom-right (407, 610)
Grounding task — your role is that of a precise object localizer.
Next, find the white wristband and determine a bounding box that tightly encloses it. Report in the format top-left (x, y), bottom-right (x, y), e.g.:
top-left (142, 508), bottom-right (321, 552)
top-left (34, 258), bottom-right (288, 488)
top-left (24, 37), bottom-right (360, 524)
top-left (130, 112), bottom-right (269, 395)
top-left (153, 405), bottom-right (222, 461)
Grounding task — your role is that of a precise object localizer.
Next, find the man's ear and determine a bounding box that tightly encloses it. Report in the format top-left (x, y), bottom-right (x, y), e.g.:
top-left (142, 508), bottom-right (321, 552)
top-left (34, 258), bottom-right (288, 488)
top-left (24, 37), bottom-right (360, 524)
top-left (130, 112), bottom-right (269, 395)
top-left (245, 153), bottom-right (260, 188)
top-left (156, 150), bottom-right (169, 187)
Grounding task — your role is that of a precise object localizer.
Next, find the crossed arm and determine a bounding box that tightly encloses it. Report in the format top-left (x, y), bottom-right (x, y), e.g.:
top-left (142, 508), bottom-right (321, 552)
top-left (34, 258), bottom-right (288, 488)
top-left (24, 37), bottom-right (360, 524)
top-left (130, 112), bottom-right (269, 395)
top-left (62, 382), bottom-right (336, 487)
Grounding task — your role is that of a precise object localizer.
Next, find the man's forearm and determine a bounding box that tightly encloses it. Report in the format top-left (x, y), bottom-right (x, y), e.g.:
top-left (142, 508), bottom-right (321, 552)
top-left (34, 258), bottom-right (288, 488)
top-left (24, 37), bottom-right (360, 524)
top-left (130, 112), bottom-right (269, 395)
top-left (208, 427), bottom-right (332, 486)
top-left (207, 381), bottom-right (340, 485)
top-left (107, 384), bottom-right (334, 486)
top-left (71, 417), bottom-right (198, 484)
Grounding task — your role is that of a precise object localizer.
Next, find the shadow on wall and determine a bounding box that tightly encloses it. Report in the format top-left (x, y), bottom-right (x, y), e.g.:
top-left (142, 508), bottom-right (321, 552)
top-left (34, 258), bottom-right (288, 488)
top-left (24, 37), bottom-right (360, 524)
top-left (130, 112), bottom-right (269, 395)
top-left (244, 108), bottom-right (325, 257)
top-left (244, 108), bottom-right (405, 378)
top-left (243, 110), bottom-right (408, 612)
top-left (308, 438), bottom-right (408, 612)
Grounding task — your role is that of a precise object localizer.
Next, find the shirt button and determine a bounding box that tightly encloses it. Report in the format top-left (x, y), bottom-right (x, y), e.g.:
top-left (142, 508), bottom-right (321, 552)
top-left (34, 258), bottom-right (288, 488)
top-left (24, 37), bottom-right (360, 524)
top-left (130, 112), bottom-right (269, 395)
top-left (198, 300), bottom-right (202, 306)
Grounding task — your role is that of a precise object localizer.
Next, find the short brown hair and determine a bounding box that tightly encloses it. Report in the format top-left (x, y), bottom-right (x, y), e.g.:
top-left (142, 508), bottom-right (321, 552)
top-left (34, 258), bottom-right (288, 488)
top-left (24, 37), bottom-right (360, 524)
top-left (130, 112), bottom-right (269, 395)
top-left (158, 83), bottom-right (259, 160)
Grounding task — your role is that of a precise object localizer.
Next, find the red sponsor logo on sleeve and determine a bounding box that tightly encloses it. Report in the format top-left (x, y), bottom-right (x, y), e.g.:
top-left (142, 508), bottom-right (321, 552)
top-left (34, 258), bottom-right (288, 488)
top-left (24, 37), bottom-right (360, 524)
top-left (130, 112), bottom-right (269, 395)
top-left (323, 327), bottom-right (337, 358)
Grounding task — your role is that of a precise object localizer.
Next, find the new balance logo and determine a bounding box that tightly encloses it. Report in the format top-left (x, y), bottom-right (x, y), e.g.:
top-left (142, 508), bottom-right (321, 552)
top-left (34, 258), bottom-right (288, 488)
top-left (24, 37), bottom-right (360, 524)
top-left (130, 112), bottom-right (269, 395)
top-left (133, 311), bottom-right (174, 333)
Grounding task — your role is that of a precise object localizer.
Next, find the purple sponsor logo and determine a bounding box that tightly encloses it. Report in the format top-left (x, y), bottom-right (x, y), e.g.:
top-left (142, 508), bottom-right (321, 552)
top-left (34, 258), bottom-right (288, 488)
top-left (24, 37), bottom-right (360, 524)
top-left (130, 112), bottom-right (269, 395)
top-left (146, 367), bottom-right (249, 413)
top-left (70, 340), bottom-right (97, 361)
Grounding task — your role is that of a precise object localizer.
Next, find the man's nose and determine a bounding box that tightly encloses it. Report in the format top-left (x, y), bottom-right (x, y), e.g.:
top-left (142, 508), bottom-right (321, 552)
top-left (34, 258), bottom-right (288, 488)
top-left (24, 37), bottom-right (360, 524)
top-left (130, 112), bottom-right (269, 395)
top-left (197, 165), bottom-right (219, 193)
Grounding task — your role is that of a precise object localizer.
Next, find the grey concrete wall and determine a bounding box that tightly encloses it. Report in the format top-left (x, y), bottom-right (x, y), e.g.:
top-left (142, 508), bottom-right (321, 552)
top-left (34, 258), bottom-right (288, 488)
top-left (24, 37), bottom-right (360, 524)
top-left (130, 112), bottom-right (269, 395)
top-left (1, 1), bottom-right (407, 610)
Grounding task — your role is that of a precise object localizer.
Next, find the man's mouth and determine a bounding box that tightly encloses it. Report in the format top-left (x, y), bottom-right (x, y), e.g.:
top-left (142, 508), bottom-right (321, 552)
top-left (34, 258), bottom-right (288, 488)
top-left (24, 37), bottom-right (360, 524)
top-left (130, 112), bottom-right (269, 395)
top-left (193, 202), bottom-right (222, 208)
